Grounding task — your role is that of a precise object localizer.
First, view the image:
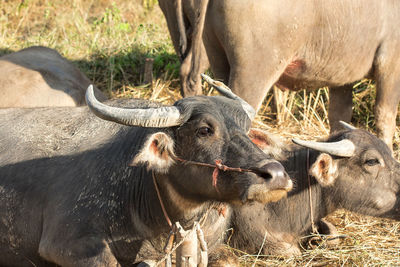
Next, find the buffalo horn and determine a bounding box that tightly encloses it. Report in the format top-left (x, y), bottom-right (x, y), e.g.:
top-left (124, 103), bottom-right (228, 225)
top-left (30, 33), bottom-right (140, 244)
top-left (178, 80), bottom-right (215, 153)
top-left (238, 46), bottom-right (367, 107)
top-left (339, 120), bottom-right (357, 130)
top-left (292, 138), bottom-right (355, 157)
top-left (85, 85), bottom-right (182, 127)
top-left (201, 74), bottom-right (256, 120)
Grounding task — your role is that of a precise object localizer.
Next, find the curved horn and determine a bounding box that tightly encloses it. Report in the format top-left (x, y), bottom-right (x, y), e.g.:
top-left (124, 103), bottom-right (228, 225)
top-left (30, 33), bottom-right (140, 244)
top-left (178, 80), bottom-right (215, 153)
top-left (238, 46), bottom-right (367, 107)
top-left (85, 85), bottom-right (182, 128)
top-left (201, 74), bottom-right (256, 120)
top-left (292, 138), bottom-right (355, 157)
top-left (339, 120), bottom-right (357, 130)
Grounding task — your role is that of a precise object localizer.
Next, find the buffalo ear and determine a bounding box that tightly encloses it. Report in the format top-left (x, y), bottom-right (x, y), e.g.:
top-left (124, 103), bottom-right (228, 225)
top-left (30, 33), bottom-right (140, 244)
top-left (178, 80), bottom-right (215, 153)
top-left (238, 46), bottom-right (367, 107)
top-left (131, 132), bottom-right (176, 173)
top-left (309, 153), bottom-right (338, 187)
top-left (248, 128), bottom-right (283, 159)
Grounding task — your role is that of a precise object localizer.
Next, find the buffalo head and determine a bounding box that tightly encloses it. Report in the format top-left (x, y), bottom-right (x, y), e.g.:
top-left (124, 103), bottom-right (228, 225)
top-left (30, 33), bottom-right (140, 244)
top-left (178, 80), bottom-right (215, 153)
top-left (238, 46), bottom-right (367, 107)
top-left (86, 76), bottom-right (292, 205)
top-left (294, 122), bottom-right (400, 220)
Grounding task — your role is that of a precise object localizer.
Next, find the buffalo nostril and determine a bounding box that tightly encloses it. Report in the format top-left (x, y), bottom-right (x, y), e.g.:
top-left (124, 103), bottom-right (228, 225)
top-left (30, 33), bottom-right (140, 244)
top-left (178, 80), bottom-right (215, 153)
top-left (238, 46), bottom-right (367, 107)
top-left (250, 162), bottom-right (284, 179)
top-left (262, 162), bottom-right (287, 180)
top-left (250, 168), bottom-right (272, 179)
top-left (251, 162), bottom-right (293, 191)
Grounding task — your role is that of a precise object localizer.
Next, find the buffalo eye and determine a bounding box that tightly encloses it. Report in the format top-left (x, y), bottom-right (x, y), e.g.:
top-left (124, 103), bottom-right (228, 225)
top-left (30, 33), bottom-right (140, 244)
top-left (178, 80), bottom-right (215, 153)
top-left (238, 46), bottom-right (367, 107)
top-left (197, 126), bottom-right (213, 137)
top-left (364, 158), bottom-right (381, 166)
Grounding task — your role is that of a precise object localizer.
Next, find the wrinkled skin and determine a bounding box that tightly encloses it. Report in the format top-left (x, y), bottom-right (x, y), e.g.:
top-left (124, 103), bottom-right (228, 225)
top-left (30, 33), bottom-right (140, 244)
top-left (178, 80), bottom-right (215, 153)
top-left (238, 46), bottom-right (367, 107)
top-left (230, 129), bottom-right (400, 256)
top-left (0, 96), bottom-right (291, 266)
top-left (0, 46), bottom-right (106, 107)
top-left (159, 0), bottom-right (400, 148)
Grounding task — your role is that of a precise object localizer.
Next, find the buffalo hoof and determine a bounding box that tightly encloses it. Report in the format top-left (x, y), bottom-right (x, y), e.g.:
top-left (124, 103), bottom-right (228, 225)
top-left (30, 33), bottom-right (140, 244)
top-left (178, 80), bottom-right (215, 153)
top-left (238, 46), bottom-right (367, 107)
top-left (208, 245), bottom-right (239, 267)
top-left (137, 260), bottom-right (156, 267)
top-left (307, 218), bottom-right (346, 249)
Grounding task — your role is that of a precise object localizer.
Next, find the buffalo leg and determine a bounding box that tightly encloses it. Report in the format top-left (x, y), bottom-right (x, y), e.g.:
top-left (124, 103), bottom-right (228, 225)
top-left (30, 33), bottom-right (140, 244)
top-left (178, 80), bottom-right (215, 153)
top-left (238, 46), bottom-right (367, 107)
top-left (180, 51), bottom-right (202, 96)
top-left (375, 80), bottom-right (400, 150)
top-left (208, 244), bottom-right (239, 267)
top-left (317, 218), bottom-right (340, 247)
top-left (179, 0), bottom-right (210, 97)
top-left (328, 84), bottom-right (353, 133)
top-left (39, 238), bottom-right (120, 267)
top-left (228, 61), bottom-right (290, 111)
top-left (374, 41), bottom-right (400, 149)
top-left (159, 0), bottom-right (210, 97)
top-left (201, 5), bottom-right (292, 111)
top-left (202, 24), bottom-right (230, 85)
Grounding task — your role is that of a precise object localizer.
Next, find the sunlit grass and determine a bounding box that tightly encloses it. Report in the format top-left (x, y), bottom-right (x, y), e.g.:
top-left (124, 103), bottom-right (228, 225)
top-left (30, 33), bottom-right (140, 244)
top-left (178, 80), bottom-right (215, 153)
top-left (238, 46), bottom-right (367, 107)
top-left (0, 0), bottom-right (179, 95)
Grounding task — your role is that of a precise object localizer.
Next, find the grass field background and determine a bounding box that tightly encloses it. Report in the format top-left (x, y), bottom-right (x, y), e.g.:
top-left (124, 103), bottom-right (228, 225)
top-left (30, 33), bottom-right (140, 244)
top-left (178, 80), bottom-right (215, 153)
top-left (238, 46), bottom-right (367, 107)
top-left (1, 0), bottom-right (399, 265)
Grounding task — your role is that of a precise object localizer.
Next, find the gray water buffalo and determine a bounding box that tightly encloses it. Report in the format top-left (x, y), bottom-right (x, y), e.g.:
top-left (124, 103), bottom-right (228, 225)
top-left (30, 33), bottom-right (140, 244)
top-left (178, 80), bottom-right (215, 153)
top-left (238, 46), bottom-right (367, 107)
top-left (159, 0), bottom-right (400, 148)
top-left (0, 81), bottom-right (292, 266)
top-left (230, 124), bottom-right (400, 256)
top-left (0, 46), bottom-right (106, 107)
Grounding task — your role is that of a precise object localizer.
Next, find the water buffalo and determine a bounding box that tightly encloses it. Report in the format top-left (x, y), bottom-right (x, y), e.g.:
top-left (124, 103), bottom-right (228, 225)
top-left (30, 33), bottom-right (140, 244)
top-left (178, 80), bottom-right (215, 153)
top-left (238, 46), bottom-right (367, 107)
top-left (159, 0), bottom-right (400, 148)
top-left (230, 123), bottom-right (400, 256)
top-left (0, 81), bottom-right (292, 265)
top-left (0, 46), bottom-right (106, 107)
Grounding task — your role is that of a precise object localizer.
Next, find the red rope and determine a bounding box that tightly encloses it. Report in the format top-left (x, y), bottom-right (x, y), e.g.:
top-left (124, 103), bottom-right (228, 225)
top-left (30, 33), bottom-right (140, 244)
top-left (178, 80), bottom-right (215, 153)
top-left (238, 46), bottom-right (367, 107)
top-left (172, 156), bottom-right (258, 194)
top-left (152, 156), bottom-right (260, 228)
top-left (152, 171), bottom-right (173, 228)
top-left (173, 156), bottom-right (255, 173)
top-left (212, 162), bottom-right (220, 193)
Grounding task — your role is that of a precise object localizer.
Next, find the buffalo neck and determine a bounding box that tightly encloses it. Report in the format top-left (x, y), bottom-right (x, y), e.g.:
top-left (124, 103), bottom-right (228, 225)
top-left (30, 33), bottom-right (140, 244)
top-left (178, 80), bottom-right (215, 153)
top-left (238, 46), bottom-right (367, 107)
top-left (89, 127), bottom-right (226, 262)
top-left (80, 128), bottom-right (173, 236)
top-left (154, 172), bottom-right (215, 229)
top-left (265, 148), bottom-right (336, 236)
top-left (120, 170), bottom-right (227, 262)
top-left (89, 128), bottom-right (205, 262)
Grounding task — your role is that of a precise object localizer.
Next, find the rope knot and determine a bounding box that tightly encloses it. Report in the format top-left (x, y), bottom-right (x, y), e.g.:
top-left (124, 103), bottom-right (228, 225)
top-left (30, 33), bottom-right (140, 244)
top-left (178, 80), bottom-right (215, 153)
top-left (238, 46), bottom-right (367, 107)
top-left (212, 167), bottom-right (220, 194)
top-left (215, 159), bottom-right (229, 171)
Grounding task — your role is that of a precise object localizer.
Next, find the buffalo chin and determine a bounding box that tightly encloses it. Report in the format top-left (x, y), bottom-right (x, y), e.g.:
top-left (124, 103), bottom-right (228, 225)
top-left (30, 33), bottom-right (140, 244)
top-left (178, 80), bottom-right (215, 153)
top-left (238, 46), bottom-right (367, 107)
top-left (245, 185), bottom-right (290, 204)
top-left (381, 197), bottom-right (400, 220)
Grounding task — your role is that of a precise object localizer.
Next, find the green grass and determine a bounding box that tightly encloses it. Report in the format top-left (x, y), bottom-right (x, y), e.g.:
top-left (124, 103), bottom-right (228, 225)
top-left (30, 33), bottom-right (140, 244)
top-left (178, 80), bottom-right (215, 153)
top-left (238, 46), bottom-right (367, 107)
top-left (0, 0), bottom-right (180, 95)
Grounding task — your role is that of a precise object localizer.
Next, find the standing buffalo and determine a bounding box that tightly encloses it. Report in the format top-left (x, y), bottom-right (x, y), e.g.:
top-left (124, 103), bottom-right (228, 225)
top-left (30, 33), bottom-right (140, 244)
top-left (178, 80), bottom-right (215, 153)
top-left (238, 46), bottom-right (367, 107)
top-left (230, 123), bottom-right (400, 256)
top-left (159, 0), bottom-right (400, 148)
top-left (0, 81), bottom-right (292, 265)
top-left (0, 46), bottom-right (106, 107)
